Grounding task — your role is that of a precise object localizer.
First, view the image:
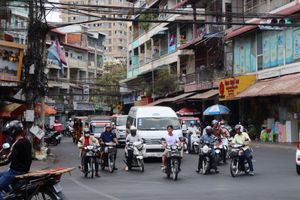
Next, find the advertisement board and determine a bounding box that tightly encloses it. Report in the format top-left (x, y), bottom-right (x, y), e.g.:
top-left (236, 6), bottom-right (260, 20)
top-left (219, 75), bottom-right (256, 101)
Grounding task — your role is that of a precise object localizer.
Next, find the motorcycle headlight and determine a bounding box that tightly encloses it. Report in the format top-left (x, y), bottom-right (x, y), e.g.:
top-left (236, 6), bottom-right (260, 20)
top-left (171, 145), bottom-right (177, 150)
top-left (201, 145), bottom-right (210, 153)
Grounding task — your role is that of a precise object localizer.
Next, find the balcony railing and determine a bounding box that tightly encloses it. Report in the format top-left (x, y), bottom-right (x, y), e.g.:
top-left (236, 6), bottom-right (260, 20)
top-left (184, 70), bottom-right (214, 85)
top-left (245, 0), bottom-right (294, 13)
top-left (68, 58), bottom-right (88, 69)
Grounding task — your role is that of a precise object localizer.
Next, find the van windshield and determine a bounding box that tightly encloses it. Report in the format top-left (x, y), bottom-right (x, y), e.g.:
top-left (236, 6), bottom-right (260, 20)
top-left (137, 117), bottom-right (181, 130)
top-left (91, 125), bottom-right (104, 133)
top-left (116, 117), bottom-right (127, 126)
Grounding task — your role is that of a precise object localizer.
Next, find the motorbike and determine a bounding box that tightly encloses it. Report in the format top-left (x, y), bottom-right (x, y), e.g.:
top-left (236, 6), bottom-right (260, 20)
top-left (125, 141), bottom-right (145, 172)
top-left (82, 145), bottom-right (100, 178)
top-left (100, 142), bottom-right (117, 173)
top-left (44, 130), bottom-right (62, 146)
top-left (199, 141), bottom-right (215, 175)
top-left (63, 125), bottom-right (73, 137)
top-left (191, 138), bottom-right (200, 154)
top-left (163, 144), bottom-right (181, 181)
top-left (214, 137), bottom-right (228, 165)
top-left (2, 167), bottom-right (73, 200)
top-left (229, 144), bottom-right (253, 177)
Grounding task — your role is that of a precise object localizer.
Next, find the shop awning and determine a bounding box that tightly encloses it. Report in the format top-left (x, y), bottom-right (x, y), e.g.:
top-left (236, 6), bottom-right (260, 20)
top-left (35, 103), bottom-right (57, 116)
top-left (187, 89), bottom-right (219, 100)
top-left (225, 25), bottom-right (258, 40)
top-left (0, 103), bottom-right (26, 118)
top-left (237, 73), bottom-right (300, 98)
top-left (147, 92), bottom-right (194, 106)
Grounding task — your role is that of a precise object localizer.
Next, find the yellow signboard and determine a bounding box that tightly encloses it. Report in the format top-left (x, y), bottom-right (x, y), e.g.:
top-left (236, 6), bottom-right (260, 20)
top-left (219, 75), bottom-right (256, 101)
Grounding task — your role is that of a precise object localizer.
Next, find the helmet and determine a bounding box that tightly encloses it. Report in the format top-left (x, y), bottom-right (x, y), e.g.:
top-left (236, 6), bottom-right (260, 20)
top-left (105, 124), bottom-right (111, 129)
top-left (219, 120), bottom-right (225, 125)
top-left (3, 120), bottom-right (24, 138)
top-left (69, 118), bottom-right (72, 121)
top-left (205, 126), bottom-right (213, 134)
top-left (55, 119), bottom-right (59, 123)
top-left (83, 127), bottom-right (90, 137)
top-left (212, 120), bottom-right (218, 126)
top-left (130, 125), bottom-right (137, 136)
top-left (234, 124), bottom-right (241, 130)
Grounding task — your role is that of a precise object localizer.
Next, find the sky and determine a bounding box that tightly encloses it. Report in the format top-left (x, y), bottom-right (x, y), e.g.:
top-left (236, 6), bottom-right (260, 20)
top-left (46, 0), bottom-right (61, 22)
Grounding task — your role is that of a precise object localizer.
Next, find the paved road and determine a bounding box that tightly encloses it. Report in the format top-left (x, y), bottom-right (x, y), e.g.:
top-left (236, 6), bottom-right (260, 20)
top-left (39, 137), bottom-right (299, 200)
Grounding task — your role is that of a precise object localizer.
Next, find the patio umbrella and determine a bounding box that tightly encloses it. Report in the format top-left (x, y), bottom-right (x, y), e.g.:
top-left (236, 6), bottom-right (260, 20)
top-left (176, 107), bottom-right (200, 116)
top-left (203, 104), bottom-right (230, 116)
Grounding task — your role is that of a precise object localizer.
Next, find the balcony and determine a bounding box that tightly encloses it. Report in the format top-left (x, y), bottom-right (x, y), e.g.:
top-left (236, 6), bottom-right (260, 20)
top-left (245, 0), bottom-right (294, 14)
top-left (184, 70), bottom-right (218, 92)
top-left (68, 58), bottom-right (88, 69)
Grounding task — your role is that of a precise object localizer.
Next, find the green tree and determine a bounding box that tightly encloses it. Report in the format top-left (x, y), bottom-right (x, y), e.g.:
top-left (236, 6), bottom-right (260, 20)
top-left (144, 68), bottom-right (179, 97)
top-left (95, 61), bottom-right (126, 107)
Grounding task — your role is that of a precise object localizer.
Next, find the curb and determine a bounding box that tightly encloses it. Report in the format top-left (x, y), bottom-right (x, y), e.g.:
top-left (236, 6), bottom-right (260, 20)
top-left (252, 141), bottom-right (296, 150)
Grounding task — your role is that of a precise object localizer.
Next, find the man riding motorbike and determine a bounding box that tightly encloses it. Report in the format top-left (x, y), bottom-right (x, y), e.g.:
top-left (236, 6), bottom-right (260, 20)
top-left (187, 123), bottom-right (200, 153)
top-left (0, 120), bottom-right (32, 200)
top-left (161, 125), bottom-right (182, 171)
top-left (78, 128), bottom-right (100, 177)
top-left (211, 120), bottom-right (219, 136)
top-left (196, 126), bottom-right (219, 174)
top-left (100, 125), bottom-right (118, 170)
top-left (124, 125), bottom-right (142, 171)
top-left (231, 125), bottom-right (254, 176)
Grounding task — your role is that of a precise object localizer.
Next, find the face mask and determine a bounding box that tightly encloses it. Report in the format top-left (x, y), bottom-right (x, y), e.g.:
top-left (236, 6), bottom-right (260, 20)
top-left (84, 134), bottom-right (90, 137)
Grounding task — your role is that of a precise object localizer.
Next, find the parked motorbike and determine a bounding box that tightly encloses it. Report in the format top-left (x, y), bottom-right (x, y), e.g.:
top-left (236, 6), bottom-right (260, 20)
top-left (229, 144), bottom-right (253, 177)
top-left (163, 144), bottom-right (181, 181)
top-left (125, 141), bottom-right (145, 172)
top-left (44, 130), bottom-right (62, 146)
top-left (199, 141), bottom-right (214, 175)
top-left (100, 142), bottom-right (117, 173)
top-left (2, 167), bottom-right (73, 200)
top-left (82, 145), bottom-right (100, 178)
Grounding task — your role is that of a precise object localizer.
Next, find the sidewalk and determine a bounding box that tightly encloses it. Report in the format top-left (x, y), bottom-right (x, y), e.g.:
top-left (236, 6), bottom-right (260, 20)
top-left (31, 153), bottom-right (57, 170)
top-left (252, 141), bottom-right (296, 150)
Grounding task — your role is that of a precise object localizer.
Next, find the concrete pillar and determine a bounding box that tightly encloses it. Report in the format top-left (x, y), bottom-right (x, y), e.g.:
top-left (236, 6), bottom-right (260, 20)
top-left (177, 24), bottom-right (180, 46)
top-left (177, 56), bottom-right (181, 76)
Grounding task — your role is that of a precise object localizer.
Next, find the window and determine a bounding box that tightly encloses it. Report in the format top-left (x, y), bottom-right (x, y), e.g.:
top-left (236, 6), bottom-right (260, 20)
top-left (109, 47), bottom-right (112, 52)
top-left (73, 17), bottom-right (76, 20)
top-left (108, 31), bottom-right (111, 36)
top-left (65, 52), bottom-right (69, 57)
top-left (137, 118), bottom-right (181, 130)
top-left (77, 55), bottom-right (83, 60)
top-left (109, 39), bottom-right (112, 44)
top-left (257, 31), bottom-right (263, 71)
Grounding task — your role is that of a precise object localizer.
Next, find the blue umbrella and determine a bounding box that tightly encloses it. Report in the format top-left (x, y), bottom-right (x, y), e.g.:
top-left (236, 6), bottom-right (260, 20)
top-left (203, 104), bottom-right (230, 116)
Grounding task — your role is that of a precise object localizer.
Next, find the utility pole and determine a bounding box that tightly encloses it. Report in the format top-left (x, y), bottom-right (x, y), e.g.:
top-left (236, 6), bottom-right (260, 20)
top-left (23, 0), bottom-right (49, 131)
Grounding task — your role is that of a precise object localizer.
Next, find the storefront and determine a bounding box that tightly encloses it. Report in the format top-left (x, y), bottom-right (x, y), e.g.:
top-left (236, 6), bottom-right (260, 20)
top-left (236, 73), bottom-right (300, 142)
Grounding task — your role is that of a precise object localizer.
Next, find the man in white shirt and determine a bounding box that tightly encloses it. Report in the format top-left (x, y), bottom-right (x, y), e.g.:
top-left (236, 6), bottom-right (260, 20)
top-left (161, 125), bottom-right (182, 170)
top-left (125, 126), bottom-right (142, 171)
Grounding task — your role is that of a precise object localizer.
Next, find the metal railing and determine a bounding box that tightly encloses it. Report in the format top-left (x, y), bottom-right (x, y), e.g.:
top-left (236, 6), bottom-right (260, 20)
top-left (184, 70), bottom-right (214, 85)
top-left (245, 0), bottom-right (294, 13)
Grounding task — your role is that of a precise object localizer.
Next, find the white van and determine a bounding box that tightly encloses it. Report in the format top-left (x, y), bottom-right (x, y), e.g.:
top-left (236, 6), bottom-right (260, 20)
top-left (127, 106), bottom-right (183, 158)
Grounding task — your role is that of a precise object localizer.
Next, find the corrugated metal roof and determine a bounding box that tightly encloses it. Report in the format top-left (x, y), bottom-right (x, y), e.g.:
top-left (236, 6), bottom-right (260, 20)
top-left (237, 73), bottom-right (300, 98)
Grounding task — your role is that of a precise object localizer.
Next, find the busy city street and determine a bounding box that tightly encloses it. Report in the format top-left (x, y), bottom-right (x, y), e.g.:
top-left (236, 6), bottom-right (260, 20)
top-left (31, 137), bottom-right (298, 200)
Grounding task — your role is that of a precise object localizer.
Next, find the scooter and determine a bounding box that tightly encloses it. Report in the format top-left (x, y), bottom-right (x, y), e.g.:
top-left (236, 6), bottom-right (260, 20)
top-left (100, 142), bottom-right (117, 173)
top-left (163, 144), bottom-right (181, 181)
top-left (229, 144), bottom-right (253, 177)
top-left (44, 130), bottom-right (62, 146)
top-left (82, 145), bottom-right (100, 178)
top-left (125, 141), bottom-right (145, 172)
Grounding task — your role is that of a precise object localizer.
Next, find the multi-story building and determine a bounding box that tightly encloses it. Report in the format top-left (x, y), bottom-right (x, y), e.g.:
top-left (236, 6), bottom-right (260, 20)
top-left (59, 0), bottom-right (131, 60)
top-left (218, 0), bottom-right (300, 142)
top-left (121, 0), bottom-right (229, 113)
top-left (1, 0), bottom-right (28, 44)
top-left (46, 25), bottom-right (105, 116)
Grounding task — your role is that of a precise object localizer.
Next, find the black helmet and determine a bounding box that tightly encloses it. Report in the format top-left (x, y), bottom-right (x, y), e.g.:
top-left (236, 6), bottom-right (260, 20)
top-left (205, 126), bottom-right (213, 135)
top-left (3, 120), bottom-right (24, 138)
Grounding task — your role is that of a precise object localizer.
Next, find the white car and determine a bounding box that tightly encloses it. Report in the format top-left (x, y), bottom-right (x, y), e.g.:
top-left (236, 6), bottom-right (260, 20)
top-left (296, 142), bottom-right (300, 174)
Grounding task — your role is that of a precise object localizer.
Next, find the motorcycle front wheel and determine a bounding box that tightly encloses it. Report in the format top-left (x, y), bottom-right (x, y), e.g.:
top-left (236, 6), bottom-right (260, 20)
top-left (90, 158), bottom-right (94, 178)
top-left (172, 159), bottom-right (178, 181)
top-left (29, 189), bottom-right (57, 200)
top-left (138, 159), bottom-right (144, 172)
top-left (108, 155), bottom-right (114, 173)
top-left (230, 158), bottom-right (239, 177)
top-left (202, 158), bottom-right (209, 175)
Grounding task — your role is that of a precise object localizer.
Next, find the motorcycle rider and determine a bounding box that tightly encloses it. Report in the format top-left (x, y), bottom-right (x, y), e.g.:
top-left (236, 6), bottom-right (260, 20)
top-left (53, 119), bottom-right (63, 134)
top-left (161, 125), bottom-right (182, 171)
top-left (212, 120), bottom-right (219, 136)
top-left (125, 125), bottom-right (142, 171)
top-left (196, 126), bottom-right (219, 174)
top-left (187, 123), bottom-right (200, 152)
top-left (100, 125), bottom-right (118, 170)
top-left (231, 125), bottom-right (254, 176)
top-left (0, 120), bottom-right (32, 199)
top-left (78, 128), bottom-right (100, 177)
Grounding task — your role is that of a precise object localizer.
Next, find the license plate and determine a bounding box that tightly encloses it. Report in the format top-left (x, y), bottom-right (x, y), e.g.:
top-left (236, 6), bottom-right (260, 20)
top-left (53, 183), bottom-right (63, 193)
